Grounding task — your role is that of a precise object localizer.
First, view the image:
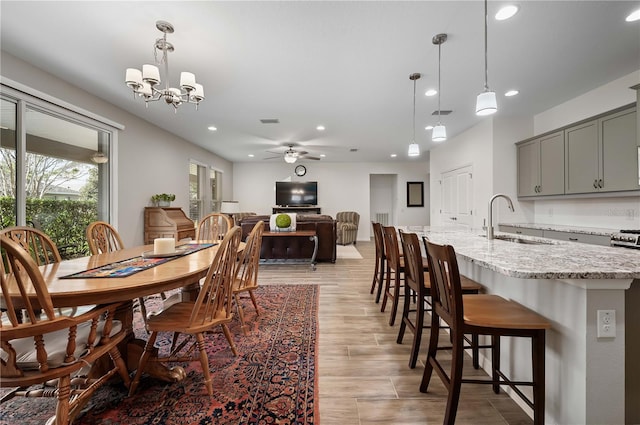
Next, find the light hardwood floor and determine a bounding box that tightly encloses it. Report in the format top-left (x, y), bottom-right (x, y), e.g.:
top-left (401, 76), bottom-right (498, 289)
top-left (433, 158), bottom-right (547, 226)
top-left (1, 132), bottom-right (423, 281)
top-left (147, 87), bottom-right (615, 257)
top-left (257, 240), bottom-right (533, 425)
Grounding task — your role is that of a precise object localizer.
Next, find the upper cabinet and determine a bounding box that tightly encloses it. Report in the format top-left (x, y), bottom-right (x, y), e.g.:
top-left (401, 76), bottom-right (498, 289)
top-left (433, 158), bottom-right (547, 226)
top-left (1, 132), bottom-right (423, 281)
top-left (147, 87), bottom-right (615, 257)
top-left (517, 131), bottom-right (564, 197)
top-left (565, 107), bottom-right (638, 194)
top-left (517, 104), bottom-right (638, 198)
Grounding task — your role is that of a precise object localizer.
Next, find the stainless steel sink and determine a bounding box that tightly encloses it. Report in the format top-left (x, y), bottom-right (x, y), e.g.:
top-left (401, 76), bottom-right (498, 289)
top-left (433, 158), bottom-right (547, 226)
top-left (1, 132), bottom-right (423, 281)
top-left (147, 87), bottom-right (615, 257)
top-left (481, 234), bottom-right (554, 245)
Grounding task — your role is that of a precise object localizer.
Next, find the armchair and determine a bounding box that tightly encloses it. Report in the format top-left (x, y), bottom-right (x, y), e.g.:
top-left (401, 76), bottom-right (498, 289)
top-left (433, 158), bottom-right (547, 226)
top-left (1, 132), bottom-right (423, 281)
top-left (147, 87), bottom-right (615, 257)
top-left (336, 211), bottom-right (360, 245)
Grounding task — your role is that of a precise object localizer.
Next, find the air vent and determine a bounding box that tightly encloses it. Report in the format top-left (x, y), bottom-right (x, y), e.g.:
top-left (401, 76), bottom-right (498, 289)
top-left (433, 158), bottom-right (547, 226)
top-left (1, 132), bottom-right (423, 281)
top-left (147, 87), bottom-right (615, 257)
top-left (432, 110), bottom-right (452, 116)
top-left (350, 148), bottom-right (358, 152)
top-left (260, 119), bottom-right (280, 124)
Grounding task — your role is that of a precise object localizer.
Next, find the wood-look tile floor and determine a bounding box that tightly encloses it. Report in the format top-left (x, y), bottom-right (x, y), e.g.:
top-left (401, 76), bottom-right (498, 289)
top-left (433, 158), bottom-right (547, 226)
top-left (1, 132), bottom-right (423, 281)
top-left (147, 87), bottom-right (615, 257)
top-left (257, 240), bottom-right (533, 425)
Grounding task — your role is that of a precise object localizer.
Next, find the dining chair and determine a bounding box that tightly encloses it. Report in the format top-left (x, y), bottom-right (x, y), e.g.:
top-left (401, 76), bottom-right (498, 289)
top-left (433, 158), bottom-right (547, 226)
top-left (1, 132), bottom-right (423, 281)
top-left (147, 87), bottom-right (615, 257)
top-left (129, 226), bottom-right (243, 397)
top-left (86, 221), bottom-right (153, 321)
top-left (231, 220), bottom-right (264, 335)
top-left (0, 226), bottom-right (64, 320)
top-left (0, 236), bottom-right (131, 425)
top-left (196, 213), bottom-right (233, 241)
top-left (0, 225), bottom-right (62, 266)
top-left (370, 222), bottom-right (386, 303)
top-left (397, 231), bottom-right (483, 369)
top-left (421, 239), bottom-right (550, 425)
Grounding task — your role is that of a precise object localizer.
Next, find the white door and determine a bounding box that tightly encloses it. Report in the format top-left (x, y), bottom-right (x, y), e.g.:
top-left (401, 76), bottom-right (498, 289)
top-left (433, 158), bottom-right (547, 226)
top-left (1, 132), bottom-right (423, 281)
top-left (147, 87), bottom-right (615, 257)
top-left (440, 165), bottom-right (473, 227)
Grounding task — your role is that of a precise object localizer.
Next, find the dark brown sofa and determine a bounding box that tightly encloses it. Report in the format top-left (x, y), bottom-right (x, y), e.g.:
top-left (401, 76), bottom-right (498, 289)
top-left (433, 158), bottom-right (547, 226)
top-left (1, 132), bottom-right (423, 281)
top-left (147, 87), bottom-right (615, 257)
top-left (239, 214), bottom-right (336, 263)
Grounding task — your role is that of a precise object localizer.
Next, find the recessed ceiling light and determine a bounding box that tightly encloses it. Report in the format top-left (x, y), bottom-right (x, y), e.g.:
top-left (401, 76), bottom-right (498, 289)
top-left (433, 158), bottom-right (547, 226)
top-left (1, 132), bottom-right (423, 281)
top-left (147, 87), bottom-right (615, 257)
top-left (425, 125), bottom-right (434, 130)
top-left (495, 5), bottom-right (518, 20)
top-left (316, 125), bottom-right (325, 131)
top-left (390, 154), bottom-right (397, 158)
top-left (320, 154), bottom-right (326, 157)
top-left (207, 126), bottom-right (217, 131)
top-left (248, 154), bottom-right (254, 157)
top-left (626, 9), bottom-right (640, 22)
top-left (505, 90), bottom-right (519, 97)
top-left (425, 89), bottom-right (437, 97)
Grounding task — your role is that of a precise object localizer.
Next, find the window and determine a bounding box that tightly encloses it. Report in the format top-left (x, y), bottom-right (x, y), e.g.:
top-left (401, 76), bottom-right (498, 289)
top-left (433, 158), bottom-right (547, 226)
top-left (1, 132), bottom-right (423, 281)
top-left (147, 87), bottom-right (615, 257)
top-left (1, 82), bottom-right (119, 257)
top-left (189, 162), bottom-right (223, 224)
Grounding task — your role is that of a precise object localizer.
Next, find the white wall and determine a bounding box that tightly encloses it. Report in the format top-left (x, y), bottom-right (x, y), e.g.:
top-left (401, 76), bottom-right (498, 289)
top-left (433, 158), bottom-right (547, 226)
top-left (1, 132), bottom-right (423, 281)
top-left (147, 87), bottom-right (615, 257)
top-left (429, 119), bottom-right (495, 229)
top-left (1, 51), bottom-right (233, 246)
top-left (232, 160), bottom-right (429, 240)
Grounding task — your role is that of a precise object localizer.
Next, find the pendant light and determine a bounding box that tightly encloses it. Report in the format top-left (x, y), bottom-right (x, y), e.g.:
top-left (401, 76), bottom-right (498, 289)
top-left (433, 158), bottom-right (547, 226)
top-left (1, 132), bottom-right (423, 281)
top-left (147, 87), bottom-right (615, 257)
top-left (432, 33), bottom-right (447, 142)
top-left (476, 0), bottom-right (497, 116)
top-left (408, 73), bottom-right (421, 157)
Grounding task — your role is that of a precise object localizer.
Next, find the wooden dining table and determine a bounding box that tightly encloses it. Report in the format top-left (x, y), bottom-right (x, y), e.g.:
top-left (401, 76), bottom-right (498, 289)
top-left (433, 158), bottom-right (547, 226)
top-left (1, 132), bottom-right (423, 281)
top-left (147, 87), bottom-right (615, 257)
top-left (1, 241), bottom-right (242, 383)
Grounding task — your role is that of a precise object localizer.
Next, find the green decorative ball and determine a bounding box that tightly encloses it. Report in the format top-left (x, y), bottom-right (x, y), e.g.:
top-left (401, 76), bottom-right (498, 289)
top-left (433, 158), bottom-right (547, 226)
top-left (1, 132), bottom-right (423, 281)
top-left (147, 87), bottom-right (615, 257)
top-left (275, 214), bottom-right (292, 229)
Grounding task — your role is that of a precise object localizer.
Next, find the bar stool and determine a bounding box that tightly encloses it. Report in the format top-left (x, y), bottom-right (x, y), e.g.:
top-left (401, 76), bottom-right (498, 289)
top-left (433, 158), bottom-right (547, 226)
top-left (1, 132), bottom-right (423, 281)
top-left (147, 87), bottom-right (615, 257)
top-left (380, 225), bottom-right (405, 325)
top-left (370, 222), bottom-right (386, 303)
top-left (396, 231), bottom-right (483, 369)
top-left (421, 239), bottom-right (550, 425)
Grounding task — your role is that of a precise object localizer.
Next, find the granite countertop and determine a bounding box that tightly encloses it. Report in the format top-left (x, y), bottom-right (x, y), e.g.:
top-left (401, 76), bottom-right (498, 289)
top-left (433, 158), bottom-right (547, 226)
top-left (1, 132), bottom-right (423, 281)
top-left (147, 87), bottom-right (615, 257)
top-left (403, 226), bottom-right (640, 280)
top-left (500, 223), bottom-right (620, 236)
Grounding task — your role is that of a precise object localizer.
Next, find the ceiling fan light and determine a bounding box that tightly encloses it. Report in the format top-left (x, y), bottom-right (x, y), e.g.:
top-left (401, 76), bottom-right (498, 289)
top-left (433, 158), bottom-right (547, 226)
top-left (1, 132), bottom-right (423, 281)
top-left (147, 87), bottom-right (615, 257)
top-left (284, 153), bottom-right (297, 163)
top-left (408, 143), bottom-right (420, 157)
top-left (432, 125), bottom-right (447, 142)
top-left (476, 90), bottom-right (497, 116)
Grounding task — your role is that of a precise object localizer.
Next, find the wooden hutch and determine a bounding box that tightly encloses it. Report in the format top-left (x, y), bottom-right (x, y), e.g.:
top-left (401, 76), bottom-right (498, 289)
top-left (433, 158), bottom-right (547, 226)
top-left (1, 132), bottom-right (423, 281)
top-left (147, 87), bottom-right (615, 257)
top-left (143, 207), bottom-right (196, 244)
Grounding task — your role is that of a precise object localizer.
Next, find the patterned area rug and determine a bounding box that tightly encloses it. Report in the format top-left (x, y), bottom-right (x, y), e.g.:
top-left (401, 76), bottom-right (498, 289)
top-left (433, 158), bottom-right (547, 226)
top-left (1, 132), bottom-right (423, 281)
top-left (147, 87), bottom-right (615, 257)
top-left (0, 285), bottom-right (319, 425)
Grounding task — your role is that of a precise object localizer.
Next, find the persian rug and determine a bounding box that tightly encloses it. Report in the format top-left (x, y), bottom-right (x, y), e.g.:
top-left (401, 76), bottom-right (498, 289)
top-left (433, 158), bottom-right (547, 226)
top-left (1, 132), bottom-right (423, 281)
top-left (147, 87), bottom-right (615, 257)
top-left (336, 244), bottom-right (363, 259)
top-left (0, 284), bottom-right (319, 425)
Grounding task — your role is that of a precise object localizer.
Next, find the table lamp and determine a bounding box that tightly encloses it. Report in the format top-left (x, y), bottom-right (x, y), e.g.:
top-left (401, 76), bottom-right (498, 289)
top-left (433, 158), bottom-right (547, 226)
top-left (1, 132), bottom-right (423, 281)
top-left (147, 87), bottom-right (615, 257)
top-left (220, 201), bottom-right (240, 225)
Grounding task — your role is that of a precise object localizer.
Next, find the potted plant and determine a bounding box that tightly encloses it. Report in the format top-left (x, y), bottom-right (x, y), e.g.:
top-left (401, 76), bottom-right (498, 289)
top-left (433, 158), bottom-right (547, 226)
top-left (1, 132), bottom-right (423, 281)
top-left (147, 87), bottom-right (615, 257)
top-left (151, 193), bottom-right (176, 207)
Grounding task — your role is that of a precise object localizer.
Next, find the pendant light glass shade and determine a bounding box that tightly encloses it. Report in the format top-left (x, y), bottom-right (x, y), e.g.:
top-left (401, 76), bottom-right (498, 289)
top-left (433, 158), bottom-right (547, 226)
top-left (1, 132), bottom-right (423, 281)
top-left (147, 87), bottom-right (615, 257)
top-left (476, 90), bottom-right (497, 116)
top-left (476, 0), bottom-right (497, 116)
top-left (408, 142), bottom-right (420, 156)
top-left (432, 124), bottom-right (447, 142)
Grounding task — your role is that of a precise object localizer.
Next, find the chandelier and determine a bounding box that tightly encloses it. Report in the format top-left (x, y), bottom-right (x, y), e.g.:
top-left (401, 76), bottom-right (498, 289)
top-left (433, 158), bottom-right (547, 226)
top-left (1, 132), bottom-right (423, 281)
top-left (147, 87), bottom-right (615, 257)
top-left (125, 20), bottom-right (204, 111)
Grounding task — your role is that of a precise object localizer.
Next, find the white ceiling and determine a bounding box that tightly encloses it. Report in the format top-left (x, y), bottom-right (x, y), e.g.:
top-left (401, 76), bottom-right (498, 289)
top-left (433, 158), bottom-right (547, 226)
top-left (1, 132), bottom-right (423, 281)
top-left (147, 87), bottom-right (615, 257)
top-left (1, 1), bottom-right (639, 163)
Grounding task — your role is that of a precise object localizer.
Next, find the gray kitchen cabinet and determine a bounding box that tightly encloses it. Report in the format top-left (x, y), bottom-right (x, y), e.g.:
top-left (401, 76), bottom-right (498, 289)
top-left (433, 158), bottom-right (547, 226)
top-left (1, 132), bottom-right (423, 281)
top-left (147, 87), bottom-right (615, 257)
top-left (565, 106), bottom-right (638, 194)
top-left (517, 131), bottom-right (564, 197)
top-left (542, 230), bottom-right (610, 246)
top-left (601, 107), bottom-right (638, 192)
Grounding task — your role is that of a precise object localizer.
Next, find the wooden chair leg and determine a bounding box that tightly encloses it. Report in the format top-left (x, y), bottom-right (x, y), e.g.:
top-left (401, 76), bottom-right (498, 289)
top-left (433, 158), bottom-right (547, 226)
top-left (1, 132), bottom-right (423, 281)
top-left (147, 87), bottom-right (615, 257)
top-left (370, 257), bottom-right (380, 295)
top-left (396, 283), bottom-right (411, 344)
top-left (374, 258), bottom-right (385, 303)
top-left (108, 347), bottom-right (131, 387)
top-left (54, 375), bottom-right (71, 425)
top-left (221, 323), bottom-right (238, 356)
top-left (196, 333), bottom-right (213, 396)
top-left (443, 330), bottom-right (465, 425)
top-left (380, 264), bottom-right (392, 312)
top-left (532, 330), bottom-right (546, 425)
top-left (492, 335), bottom-right (501, 394)
top-left (234, 293), bottom-right (248, 336)
top-left (248, 289), bottom-right (259, 314)
top-left (388, 269), bottom-right (401, 326)
top-left (472, 333), bottom-right (480, 369)
top-left (408, 291), bottom-right (425, 369)
top-left (420, 312), bottom-right (441, 393)
top-left (129, 331), bottom-right (158, 396)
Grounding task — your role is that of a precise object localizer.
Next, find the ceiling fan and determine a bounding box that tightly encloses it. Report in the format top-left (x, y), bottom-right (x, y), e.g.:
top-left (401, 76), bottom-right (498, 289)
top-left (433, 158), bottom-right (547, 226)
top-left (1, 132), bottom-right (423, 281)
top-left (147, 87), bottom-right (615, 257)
top-left (264, 144), bottom-right (321, 163)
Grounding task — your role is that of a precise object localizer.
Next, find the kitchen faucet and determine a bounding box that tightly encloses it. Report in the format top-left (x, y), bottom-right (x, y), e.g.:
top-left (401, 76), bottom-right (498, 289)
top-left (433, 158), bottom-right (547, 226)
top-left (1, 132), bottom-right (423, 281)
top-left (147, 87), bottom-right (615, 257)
top-left (487, 193), bottom-right (515, 240)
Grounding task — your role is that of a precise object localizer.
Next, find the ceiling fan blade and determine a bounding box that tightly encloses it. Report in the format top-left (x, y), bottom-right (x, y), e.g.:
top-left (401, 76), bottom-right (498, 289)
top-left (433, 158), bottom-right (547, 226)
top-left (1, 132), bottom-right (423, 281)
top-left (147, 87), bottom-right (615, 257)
top-left (301, 155), bottom-right (321, 160)
top-left (263, 155), bottom-right (281, 160)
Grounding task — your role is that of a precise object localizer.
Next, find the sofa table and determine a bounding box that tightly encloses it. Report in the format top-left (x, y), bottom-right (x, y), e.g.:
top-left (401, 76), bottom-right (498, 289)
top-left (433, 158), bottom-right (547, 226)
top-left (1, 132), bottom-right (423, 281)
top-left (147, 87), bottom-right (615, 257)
top-left (261, 230), bottom-right (318, 270)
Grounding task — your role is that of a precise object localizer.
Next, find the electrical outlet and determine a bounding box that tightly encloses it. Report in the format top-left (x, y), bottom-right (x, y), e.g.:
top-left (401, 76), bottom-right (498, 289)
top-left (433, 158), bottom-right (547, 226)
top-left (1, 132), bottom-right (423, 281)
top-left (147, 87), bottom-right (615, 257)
top-left (597, 310), bottom-right (616, 338)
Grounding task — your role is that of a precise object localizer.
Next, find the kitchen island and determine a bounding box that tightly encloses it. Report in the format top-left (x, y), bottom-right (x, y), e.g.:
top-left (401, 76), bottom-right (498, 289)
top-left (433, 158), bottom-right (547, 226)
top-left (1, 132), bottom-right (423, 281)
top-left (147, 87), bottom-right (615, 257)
top-left (403, 226), bottom-right (640, 425)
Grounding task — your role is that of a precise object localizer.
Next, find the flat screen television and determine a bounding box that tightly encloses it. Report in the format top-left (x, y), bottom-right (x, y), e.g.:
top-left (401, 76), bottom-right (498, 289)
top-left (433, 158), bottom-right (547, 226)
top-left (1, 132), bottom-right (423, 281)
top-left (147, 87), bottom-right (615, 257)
top-left (275, 181), bottom-right (318, 206)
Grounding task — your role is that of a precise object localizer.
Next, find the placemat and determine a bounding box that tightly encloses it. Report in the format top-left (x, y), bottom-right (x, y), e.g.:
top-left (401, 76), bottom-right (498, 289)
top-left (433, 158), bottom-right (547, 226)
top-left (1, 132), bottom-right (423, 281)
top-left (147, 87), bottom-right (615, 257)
top-left (61, 243), bottom-right (215, 279)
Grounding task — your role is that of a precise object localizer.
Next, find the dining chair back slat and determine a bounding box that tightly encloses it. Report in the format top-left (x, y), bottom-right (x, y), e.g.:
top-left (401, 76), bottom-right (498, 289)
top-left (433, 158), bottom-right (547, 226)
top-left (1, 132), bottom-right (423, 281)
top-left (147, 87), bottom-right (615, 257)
top-left (0, 226), bottom-right (61, 267)
top-left (197, 213), bottom-right (232, 241)
top-left (86, 221), bottom-right (124, 254)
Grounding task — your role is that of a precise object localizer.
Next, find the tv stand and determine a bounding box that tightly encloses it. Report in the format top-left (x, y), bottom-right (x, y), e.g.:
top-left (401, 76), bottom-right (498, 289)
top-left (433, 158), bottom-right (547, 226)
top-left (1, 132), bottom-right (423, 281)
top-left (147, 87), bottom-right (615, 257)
top-left (273, 206), bottom-right (321, 214)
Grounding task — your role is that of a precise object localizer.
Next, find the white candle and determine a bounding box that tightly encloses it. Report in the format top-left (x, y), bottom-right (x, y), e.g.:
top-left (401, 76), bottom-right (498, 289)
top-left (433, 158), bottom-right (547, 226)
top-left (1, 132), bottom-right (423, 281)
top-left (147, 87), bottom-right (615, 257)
top-left (154, 238), bottom-right (175, 255)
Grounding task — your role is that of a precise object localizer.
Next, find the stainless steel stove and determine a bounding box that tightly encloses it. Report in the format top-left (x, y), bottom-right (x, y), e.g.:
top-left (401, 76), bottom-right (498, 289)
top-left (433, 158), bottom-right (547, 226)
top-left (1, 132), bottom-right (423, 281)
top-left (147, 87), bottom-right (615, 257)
top-left (610, 230), bottom-right (640, 249)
